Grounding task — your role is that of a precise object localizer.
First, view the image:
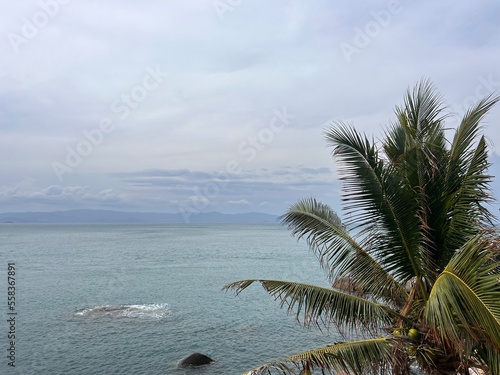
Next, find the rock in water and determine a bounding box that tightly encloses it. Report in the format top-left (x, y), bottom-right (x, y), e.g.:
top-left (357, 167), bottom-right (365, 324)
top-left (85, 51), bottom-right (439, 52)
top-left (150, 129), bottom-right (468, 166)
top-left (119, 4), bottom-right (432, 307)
top-left (178, 352), bottom-right (214, 367)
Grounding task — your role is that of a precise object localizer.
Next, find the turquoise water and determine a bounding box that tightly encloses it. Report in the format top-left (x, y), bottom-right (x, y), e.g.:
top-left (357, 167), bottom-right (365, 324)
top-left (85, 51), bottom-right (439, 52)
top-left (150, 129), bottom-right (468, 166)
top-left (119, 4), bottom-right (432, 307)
top-left (0, 224), bottom-right (334, 374)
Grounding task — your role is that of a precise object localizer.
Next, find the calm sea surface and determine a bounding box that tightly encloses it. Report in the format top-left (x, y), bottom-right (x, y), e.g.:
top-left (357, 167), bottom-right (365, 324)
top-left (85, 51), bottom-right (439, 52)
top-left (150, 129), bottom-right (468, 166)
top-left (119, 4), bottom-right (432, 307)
top-left (0, 223), bottom-right (335, 374)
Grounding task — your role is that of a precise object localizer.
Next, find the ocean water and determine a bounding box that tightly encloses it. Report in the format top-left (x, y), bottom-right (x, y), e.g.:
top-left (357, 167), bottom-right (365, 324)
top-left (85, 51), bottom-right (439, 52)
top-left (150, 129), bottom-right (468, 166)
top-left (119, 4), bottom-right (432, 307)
top-left (0, 223), bottom-right (335, 375)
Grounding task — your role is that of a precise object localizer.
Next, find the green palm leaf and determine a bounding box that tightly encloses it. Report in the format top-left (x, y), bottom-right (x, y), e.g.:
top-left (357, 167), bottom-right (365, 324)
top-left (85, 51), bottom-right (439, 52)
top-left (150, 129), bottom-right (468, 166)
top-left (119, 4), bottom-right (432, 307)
top-left (449, 94), bottom-right (499, 168)
top-left (326, 121), bottom-right (427, 292)
top-left (477, 345), bottom-right (500, 375)
top-left (280, 198), bottom-right (407, 305)
top-left (241, 338), bottom-right (395, 375)
top-left (399, 79), bottom-right (447, 133)
top-left (440, 95), bottom-right (499, 267)
top-left (440, 136), bottom-right (492, 264)
top-left (224, 280), bottom-right (395, 331)
top-left (425, 234), bottom-right (500, 350)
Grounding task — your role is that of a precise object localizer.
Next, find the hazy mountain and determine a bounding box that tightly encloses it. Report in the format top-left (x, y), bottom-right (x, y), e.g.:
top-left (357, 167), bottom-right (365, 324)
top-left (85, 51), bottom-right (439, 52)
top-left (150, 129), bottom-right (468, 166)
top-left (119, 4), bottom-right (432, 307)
top-left (0, 209), bottom-right (278, 224)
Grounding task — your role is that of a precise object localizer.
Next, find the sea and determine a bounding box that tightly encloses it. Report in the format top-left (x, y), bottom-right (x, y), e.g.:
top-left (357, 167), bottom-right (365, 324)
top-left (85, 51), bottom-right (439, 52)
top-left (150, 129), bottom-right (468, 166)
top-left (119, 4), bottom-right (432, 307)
top-left (0, 223), bottom-right (336, 375)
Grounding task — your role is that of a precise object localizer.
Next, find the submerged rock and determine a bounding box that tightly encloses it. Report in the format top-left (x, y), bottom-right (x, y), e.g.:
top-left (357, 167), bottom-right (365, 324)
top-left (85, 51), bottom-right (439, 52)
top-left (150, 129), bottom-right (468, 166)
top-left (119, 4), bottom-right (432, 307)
top-left (178, 352), bottom-right (214, 367)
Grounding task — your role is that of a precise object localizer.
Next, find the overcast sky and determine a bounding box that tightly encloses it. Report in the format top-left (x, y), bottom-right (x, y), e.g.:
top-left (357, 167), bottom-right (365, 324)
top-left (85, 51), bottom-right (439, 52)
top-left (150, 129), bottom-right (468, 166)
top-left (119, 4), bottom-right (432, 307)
top-left (1, 1), bottom-right (499, 217)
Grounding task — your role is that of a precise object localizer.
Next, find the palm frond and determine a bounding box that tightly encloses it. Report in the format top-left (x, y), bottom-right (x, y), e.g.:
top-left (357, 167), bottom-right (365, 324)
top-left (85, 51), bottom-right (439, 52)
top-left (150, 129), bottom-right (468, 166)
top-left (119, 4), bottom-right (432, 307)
top-left (385, 80), bottom-right (449, 287)
top-left (399, 78), bottom-right (447, 134)
top-left (241, 338), bottom-right (395, 375)
top-left (324, 122), bottom-right (385, 231)
top-left (425, 234), bottom-right (500, 350)
top-left (280, 198), bottom-right (407, 305)
top-left (325, 124), bottom-right (425, 287)
top-left (449, 94), bottom-right (499, 166)
top-left (441, 95), bottom-right (499, 263)
top-left (476, 345), bottom-right (500, 375)
top-left (441, 137), bottom-right (492, 263)
top-left (224, 279), bottom-right (395, 331)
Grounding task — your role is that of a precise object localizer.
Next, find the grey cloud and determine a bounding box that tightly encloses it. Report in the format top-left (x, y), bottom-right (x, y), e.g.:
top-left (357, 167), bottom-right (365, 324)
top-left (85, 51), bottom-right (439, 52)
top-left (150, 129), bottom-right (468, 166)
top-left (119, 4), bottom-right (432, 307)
top-left (0, 185), bottom-right (125, 205)
top-left (1, 1), bottom-right (499, 215)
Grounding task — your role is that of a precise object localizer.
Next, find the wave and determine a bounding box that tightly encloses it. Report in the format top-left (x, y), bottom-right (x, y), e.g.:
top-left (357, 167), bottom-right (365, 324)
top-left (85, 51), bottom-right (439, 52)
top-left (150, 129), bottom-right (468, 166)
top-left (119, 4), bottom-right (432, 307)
top-left (74, 303), bottom-right (171, 320)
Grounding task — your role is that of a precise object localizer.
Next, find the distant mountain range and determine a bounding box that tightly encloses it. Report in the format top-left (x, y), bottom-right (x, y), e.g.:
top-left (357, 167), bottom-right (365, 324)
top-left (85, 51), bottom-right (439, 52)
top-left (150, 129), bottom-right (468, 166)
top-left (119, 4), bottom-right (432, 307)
top-left (0, 209), bottom-right (279, 224)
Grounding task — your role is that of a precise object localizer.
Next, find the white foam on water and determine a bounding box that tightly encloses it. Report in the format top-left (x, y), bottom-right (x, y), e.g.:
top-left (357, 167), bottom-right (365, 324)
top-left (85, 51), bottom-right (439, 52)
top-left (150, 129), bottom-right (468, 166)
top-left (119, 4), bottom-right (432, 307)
top-left (75, 303), bottom-right (171, 320)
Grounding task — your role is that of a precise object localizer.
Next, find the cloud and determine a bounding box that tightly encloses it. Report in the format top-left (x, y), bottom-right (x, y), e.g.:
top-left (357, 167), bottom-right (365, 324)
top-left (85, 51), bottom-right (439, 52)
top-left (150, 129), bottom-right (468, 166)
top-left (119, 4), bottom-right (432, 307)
top-left (1, 1), bottom-right (499, 215)
top-left (0, 165), bottom-right (341, 214)
top-left (0, 185), bottom-right (126, 210)
top-left (227, 199), bottom-right (250, 206)
top-left (42, 185), bottom-right (63, 195)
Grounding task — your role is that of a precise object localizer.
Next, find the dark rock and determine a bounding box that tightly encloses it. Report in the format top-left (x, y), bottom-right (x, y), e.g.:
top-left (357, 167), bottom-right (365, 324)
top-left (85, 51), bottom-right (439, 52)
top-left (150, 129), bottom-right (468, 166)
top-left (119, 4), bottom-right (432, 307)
top-left (178, 352), bottom-right (214, 367)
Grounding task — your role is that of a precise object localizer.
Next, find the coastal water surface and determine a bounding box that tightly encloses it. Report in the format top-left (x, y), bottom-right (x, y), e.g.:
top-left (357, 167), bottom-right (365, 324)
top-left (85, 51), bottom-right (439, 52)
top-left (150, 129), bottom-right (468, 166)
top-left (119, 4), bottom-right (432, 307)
top-left (1, 223), bottom-right (335, 374)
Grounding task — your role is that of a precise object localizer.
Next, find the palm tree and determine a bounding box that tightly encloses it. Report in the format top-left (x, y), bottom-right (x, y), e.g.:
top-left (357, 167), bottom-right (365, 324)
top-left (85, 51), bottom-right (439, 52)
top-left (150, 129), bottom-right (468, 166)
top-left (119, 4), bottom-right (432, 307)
top-left (225, 80), bottom-right (500, 374)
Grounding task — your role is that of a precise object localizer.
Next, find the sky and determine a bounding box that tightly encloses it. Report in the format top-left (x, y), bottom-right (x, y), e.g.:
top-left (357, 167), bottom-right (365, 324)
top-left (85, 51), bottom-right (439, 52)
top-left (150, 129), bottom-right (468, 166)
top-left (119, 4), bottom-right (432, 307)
top-left (1, 0), bottom-right (500, 217)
